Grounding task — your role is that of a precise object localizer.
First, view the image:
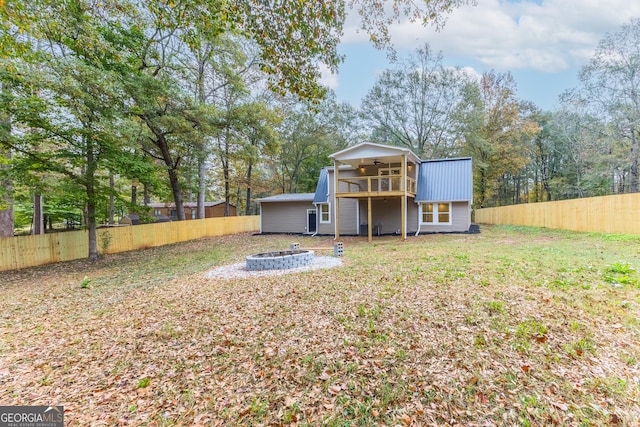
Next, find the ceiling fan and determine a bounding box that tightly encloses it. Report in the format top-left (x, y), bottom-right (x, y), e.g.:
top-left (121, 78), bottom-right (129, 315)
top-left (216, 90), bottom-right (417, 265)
top-left (372, 159), bottom-right (382, 165)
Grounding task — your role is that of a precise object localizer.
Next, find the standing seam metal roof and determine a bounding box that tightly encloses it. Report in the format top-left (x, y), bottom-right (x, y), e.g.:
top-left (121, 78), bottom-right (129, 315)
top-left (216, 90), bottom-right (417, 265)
top-left (415, 157), bottom-right (473, 202)
top-left (313, 168), bottom-right (329, 204)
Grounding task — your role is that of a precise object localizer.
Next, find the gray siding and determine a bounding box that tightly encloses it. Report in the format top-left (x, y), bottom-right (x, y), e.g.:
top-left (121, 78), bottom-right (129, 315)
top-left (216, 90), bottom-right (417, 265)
top-left (260, 201), bottom-right (315, 233)
top-left (415, 201), bottom-right (471, 233)
top-left (357, 198), bottom-right (420, 235)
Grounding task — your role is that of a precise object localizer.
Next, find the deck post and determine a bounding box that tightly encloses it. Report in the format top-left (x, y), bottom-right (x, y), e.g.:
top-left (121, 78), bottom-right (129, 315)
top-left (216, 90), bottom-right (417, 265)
top-left (334, 160), bottom-right (340, 240)
top-left (402, 154), bottom-right (406, 240)
top-left (367, 196), bottom-right (372, 241)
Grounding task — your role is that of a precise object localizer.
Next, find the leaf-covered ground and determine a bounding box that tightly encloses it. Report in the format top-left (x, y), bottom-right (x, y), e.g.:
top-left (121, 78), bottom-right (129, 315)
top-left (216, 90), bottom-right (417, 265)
top-left (1, 225), bottom-right (639, 426)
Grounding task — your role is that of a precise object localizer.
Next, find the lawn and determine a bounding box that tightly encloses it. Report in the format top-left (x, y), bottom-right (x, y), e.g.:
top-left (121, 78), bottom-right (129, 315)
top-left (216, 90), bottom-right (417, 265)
top-left (1, 225), bottom-right (639, 426)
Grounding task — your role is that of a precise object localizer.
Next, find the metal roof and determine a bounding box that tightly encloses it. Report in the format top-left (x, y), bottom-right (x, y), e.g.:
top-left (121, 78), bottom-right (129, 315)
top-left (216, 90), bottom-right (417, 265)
top-left (257, 193), bottom-right (315, 203)
top-left (415, 157), bottom-right (473, 202)
top-left (313, 168), bottom-right (329, 204)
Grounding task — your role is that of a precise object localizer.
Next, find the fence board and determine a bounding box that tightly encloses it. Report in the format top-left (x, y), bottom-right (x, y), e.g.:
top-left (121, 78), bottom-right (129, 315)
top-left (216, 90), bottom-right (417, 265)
top-left (475, 193), bottom-right (640, 236)
top-left (0, 216), bottom-right (260, 272)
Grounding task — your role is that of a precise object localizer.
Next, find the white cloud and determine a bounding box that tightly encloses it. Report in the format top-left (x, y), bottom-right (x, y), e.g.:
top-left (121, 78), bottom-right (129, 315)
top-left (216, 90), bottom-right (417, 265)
top-left (342, 0), bottom-right (640, 73)
top-left (319, 63), bottom-right (340, 90)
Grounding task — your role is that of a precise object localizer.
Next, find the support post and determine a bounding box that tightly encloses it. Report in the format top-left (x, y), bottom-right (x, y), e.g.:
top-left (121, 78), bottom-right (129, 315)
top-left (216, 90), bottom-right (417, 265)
top-left (334, 161), bottom-right (340, 240)
top-left (402, 154), bottom-right (406, 240)
top-left (367, 196), bottom-right (372, 242)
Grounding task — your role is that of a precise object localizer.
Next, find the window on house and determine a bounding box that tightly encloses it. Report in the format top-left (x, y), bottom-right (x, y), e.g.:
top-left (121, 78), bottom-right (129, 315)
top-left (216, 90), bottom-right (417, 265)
top-left (319, 203), bottom-right (330, 223)
top-left (170, 209), bottom-right (177, 220)
top-left (421, 202), bottom-right (451, 224)
top-left (154, 209), bottom-right (161, 216)
top-left (191, 209), bottom-right (196, 219)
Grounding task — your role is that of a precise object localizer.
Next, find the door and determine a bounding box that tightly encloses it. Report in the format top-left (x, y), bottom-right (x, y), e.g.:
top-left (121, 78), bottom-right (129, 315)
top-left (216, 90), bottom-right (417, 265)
top-left (307, 209), bottom-right (317, 233)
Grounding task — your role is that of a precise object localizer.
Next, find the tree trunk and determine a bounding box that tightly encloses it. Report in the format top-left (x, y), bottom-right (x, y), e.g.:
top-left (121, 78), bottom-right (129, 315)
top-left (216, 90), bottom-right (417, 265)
top-left (153, 130), bottom-right (185, 220)
top-left (0, 83), bottom-right (13, 237)
top-left (0, 199), bottom-right (13, 237)
top-left (0, 151), bottom-right (13, 238)
top-left (33, 193), bottom-right (44, 235)
top-left (197, 143), bottom-right (206, 219)
top-left (108, 174), bottom-right (115, 225)
top-left (143, 183), bottom-right (151, 206)
top-left (131, 184), bottom-right (137, 207)
top-left (245, 161), bottom-right (253, 216)
top-left (168, 167), bottom-right (185, 220)
top-left (86, 135), bottom-right (99, 261)
top-left (87, 194), bottom-right (99, 261)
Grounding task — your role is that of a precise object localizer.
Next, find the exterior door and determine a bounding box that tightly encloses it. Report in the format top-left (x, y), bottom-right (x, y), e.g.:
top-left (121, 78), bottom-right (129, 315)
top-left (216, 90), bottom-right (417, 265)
top-left (307, 209), bottom-right (317, 233)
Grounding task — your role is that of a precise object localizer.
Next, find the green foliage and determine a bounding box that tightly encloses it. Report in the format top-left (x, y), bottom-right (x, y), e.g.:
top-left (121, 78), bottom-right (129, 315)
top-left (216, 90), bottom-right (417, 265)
top-left (80, 276), bottom-right (91, 289)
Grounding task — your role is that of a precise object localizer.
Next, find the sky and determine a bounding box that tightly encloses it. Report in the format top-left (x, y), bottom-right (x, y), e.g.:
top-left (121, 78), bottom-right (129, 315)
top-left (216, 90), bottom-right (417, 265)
top-left (324, 0), bottom-right (640, 111)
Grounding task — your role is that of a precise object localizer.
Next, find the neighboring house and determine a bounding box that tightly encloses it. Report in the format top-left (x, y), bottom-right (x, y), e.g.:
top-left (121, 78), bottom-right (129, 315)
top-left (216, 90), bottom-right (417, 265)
top-left (147, 201), bottom-right (236, 221)
top-left (258, 142), bottom-right (473, 240)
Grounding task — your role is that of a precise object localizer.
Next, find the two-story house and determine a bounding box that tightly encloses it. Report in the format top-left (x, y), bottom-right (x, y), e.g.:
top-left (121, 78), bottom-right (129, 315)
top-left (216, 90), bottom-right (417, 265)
top-left (258, 142), bottom-right (472, 240)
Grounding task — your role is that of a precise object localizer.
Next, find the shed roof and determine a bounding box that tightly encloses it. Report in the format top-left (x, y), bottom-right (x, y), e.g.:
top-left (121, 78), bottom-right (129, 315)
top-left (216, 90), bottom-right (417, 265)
top-left (257, 193), bottom-right (315, 203)
top-left (415, 157), bottom-right (473, 202)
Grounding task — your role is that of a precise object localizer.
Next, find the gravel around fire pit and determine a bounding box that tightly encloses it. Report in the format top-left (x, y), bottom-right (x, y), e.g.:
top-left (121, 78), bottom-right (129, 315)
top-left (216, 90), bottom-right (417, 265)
top-left (204, 255), bottom-right (343, 279)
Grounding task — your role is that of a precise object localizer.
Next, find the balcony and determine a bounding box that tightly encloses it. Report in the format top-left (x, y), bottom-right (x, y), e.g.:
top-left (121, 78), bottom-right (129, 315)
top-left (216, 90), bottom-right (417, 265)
top-left (336, 175), bottom-right (417, 199)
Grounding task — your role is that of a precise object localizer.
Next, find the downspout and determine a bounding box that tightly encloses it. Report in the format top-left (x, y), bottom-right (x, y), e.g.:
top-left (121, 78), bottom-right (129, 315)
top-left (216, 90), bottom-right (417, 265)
top-left (311, 203), bottom-right (318, 237)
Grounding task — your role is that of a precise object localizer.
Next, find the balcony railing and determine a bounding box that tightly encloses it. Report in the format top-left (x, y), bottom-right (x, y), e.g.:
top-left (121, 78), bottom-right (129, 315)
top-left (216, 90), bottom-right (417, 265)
top-left (337, 175), bottom-right (417, 197)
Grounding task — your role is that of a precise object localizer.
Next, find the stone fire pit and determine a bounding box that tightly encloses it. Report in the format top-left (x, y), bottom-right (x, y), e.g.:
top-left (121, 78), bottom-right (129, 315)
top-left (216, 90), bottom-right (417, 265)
top-left (245, 249), bottom-right (314, 271)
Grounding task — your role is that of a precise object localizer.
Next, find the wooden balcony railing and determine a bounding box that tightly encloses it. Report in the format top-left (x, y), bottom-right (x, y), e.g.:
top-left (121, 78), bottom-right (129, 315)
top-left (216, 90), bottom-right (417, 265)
top-left (336, 175), bottom-right (416, 197)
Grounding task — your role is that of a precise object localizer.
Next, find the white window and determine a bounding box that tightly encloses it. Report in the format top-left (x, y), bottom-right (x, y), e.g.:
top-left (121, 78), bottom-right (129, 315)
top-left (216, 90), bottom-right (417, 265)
top-left (421, 202), bottom-right (451, 225)
top-left (191, 209), bottom-right (196, 219)
top-left (319, 203), bottom-right (330, 223)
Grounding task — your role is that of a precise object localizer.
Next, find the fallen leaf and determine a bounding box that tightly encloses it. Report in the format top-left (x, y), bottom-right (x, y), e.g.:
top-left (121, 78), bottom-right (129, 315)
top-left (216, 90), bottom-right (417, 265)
top-left (551, 401), bottom-right (568, 411)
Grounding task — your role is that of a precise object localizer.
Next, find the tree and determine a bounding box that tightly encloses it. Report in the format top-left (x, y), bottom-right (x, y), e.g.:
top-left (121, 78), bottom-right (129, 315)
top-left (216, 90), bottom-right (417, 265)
top-left (234, 101), bottom-right (281, 215)
top-left (1, 0), bottom-right (472, 260)
top-left (572, 18), bottom-right (640, 192)
top-left (361, 44), bottom-right (471, 158)
top-left (460, 71), bottom-right (539, 207)
top-left (0, 84), bottom-right (13, 237)
top-left (1, 0), bottom-right (157, 259)
top-left (270, 97), bottom-right (356, 194)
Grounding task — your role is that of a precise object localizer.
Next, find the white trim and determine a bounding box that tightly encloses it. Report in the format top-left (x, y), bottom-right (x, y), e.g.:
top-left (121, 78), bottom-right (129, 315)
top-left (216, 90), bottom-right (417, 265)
top-left (307, 209), bottom-right (317, 233)
top-left (319, 203), bottom-right (331, 223)
top-left (419, 202), bottom-right (452, 225)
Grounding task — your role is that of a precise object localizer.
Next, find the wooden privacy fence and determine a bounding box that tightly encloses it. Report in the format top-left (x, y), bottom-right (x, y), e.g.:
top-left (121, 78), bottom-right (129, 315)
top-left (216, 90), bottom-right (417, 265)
top-left (475, 193), bottom-right (640, 235)
top-left (0, 215), bottom-right (260, 272)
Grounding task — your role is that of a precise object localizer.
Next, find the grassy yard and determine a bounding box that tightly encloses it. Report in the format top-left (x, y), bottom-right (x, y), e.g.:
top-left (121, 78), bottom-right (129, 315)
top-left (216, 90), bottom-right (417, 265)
top-left (1, 225), bottom-right (639, 426)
